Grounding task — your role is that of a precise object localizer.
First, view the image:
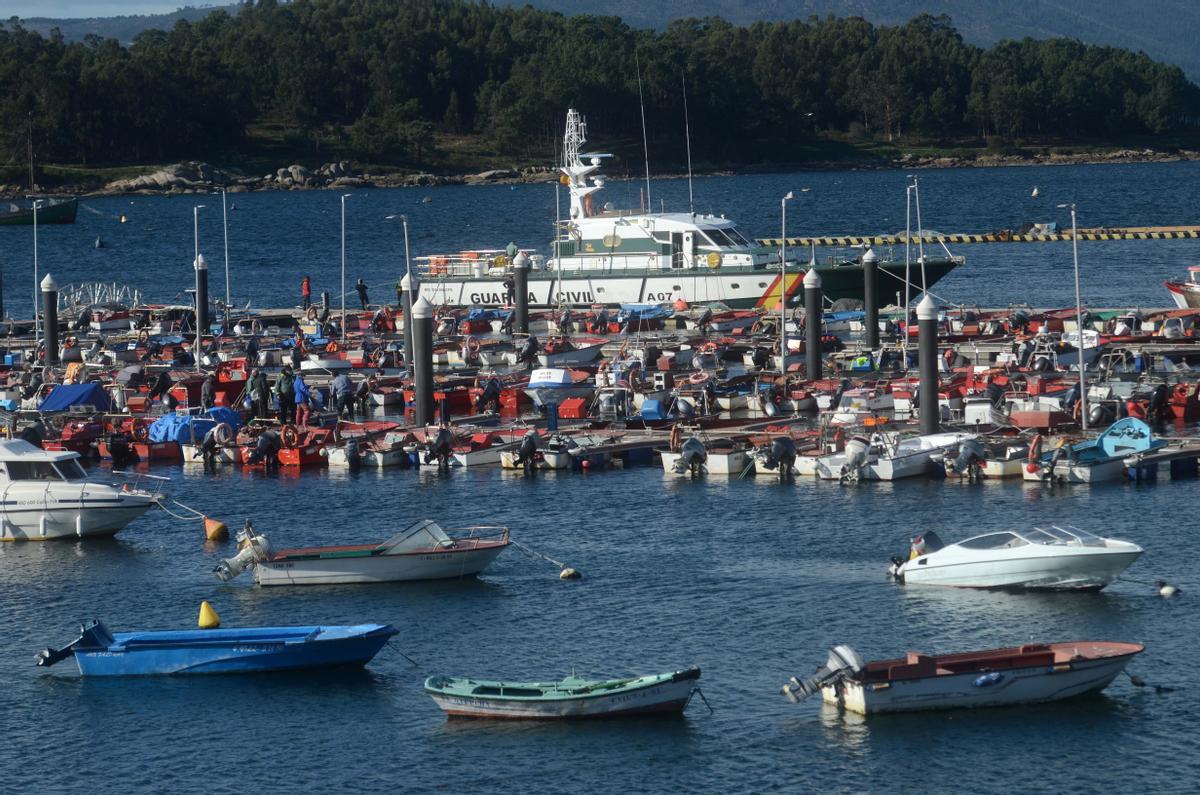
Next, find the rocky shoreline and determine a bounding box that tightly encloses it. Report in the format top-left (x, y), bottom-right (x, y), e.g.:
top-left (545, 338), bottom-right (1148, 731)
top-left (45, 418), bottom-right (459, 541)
top-left (2, 147), bottom-right (1195, 199)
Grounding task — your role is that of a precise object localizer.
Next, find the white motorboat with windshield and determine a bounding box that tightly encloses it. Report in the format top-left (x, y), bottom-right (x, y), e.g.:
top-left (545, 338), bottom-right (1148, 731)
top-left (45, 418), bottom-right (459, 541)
top-left (890, 526), bottom-right (1142, 590)
top-left (0, 439), bottom-right (162, 540)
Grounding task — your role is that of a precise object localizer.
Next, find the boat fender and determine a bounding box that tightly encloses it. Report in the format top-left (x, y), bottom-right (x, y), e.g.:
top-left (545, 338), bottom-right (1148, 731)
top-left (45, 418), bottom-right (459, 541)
top-left (213, 422), bottom-right (233, 445)
top-left (559, 567), bottom-right (582, 580)
top-left (972, 672), bottom-right (1004, 688)
top-left (281, 424), bottom-right (301, 449)
top-left (198, 600), bottom-right (221, 629)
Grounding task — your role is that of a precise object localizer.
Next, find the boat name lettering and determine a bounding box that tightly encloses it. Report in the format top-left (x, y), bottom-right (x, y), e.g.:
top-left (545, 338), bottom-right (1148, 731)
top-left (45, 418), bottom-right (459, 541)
top-left (644, 291), bottom-right (672, 301)
top-left (553, 291), bottom-right (595, 303)
top-left (468, 291), bottom-right (537, 304)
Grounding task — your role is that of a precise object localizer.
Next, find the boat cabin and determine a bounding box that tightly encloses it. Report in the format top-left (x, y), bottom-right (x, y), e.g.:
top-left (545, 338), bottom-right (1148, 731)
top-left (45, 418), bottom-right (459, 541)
top-left (0, 440), bottom-right (88, 481)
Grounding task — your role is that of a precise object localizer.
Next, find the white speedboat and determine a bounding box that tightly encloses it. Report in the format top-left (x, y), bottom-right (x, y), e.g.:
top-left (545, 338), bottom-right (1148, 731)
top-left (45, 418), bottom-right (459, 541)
top-left (890, 526), bottom-right (1142, 589)
top-left (782, 641), bottom-right (1143, 715)
top-left (0, 440), bottom-right (161, 540)
top-left (816, 432), bottom-right (973, 481)
top-left (214, 519), bottom-right (510, 586)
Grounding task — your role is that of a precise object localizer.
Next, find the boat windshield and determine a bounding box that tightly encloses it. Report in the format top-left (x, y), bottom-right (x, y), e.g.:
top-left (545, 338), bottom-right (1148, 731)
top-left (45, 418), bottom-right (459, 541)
top-left (699, 227), bottom-right (750, 249)
top-left (1036, 525), bottom-right (1105, 546)
top-left (4, 460), bottom-right (83, 481)
top-left (957, 532), bottom-right (1028, 550)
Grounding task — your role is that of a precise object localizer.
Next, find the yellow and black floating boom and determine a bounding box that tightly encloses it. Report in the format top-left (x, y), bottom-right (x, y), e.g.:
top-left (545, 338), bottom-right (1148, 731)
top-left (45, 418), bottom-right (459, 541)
top-left (758, 226), bottom-right (1200, 247)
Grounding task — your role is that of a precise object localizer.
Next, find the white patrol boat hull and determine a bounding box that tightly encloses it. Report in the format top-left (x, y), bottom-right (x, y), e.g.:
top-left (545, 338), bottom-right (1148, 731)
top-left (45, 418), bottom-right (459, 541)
top-left (0, 489), bottom-right (157, 540)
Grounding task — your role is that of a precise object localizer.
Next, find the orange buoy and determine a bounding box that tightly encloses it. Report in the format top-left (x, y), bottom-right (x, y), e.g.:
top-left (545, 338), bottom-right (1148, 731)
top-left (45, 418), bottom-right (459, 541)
top-left (204, 517), bottom-right (228, 542)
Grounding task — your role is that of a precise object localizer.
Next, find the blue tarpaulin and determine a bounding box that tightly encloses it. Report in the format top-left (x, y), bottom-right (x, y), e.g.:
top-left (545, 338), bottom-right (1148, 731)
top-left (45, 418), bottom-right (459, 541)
top-left (149, 407), bottom-right (242, 443)
top-left (38, 383), bottom-right (112, 412)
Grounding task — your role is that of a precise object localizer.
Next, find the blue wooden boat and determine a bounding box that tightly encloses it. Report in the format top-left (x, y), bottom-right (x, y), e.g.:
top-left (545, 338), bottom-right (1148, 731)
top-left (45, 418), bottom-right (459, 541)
top-left (36, 620), bottom-right (397, 676)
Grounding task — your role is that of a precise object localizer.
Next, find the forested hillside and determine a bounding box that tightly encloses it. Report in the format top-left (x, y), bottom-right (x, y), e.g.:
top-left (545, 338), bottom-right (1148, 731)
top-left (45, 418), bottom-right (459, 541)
top-left (2, 0), bottom-right (1197, 172)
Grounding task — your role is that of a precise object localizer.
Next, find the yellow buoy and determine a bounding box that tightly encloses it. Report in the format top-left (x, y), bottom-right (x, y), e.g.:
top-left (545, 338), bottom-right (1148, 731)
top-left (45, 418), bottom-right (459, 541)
top-left (198, 600), bottom-right (221, 629)
top-left (204, 517), bottom-right (228, 542)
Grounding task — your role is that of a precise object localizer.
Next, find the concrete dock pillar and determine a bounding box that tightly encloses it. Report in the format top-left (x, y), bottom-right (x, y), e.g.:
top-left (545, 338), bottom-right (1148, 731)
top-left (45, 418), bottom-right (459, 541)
top-left (513, 251), bottom-right (530, 335)
top-left (804, 268), bottom-right (822, 381)
top-left (863, 247), bottom-right (879, 349)
top-left (41, 274), bottom-right (58, 366)
top-left (918, 293), bottom-right (939, 434)
top-left (412, 295), bottom-right (435, 426)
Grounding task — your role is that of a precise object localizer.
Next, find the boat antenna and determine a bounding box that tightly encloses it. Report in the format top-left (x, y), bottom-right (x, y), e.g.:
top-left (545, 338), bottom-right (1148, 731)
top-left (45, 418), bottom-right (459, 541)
top-left (682, 72), bottom-right (694, 214)
top-left (635, 48), bottom-right (651, 213)
top-left (913, 175), bottom-right (927, 292)
top-left (27, 112), bottom-right (34, 192)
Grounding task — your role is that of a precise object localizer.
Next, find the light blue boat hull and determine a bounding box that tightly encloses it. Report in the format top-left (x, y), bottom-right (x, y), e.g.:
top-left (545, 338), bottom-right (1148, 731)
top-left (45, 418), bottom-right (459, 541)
top-left (40, 622), bottom-right (397, 676)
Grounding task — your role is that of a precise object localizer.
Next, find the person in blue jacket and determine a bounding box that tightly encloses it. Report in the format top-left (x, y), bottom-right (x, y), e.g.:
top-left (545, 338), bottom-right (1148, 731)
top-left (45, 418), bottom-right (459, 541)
top-left (293, 372), bottom-right (312, 427)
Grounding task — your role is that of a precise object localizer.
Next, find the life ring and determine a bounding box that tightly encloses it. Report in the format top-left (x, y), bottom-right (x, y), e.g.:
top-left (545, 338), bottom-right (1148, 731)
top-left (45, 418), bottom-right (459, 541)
top-left (281, 424), bottom-right (301, 449)
top-left (137, 330), bottom-right (149, 345)
top-left (1173, 383), bottom-right (1189, 402)
top-left (131, 421), bottom-right (149, 442)
top-left (465, 336), bottom-right (481, 355)
top-left (1025, 434), bottom-right (1043, 473)
top-left (48, 414), bottom-right (67, 431)
top-left (689, 371), bottom-right (710, 385)
top-left (213, 422), bottom-right (233, 445)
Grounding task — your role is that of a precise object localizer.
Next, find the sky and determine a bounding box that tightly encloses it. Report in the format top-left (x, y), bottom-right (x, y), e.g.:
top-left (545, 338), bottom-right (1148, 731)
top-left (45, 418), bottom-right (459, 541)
top-left (0, 2), bottom-right (202, 17)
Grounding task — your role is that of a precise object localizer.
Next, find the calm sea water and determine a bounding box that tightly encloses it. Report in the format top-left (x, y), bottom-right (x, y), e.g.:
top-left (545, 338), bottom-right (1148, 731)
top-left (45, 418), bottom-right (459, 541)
top-left (4, 160), bottom-right (1200, 312)
top-left (2, 163), bottom-right (1199, 794)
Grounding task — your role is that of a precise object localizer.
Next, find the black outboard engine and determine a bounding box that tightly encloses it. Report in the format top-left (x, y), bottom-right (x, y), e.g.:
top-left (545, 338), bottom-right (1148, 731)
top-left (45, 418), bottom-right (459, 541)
top-left (780, 645), bottom-right (865, 704)
top-left (476, 378), bottom-right (502, 413)
top-left (513, 429), bottom-right (541, 472)
top-left (424, 427), bottom-right (454, 468)
top-left (1148, 383), bottom-right (1170, 425)
top-left (248, 429), bottom-right (282, 470)
top-left (764, 436), bottom-right (797, 479)
top-left (697, 307), bottom-right (713, 334)
top-left (830, 378), bottom-right (851, 411)
top-left (517, 335), bottom-right (540, 367)
top-left (751, 347), bottom-right (770, 369)
top-left (673, 436), bottom-right (708, 476)
top-left (946, 438), bottom-right (986, 481)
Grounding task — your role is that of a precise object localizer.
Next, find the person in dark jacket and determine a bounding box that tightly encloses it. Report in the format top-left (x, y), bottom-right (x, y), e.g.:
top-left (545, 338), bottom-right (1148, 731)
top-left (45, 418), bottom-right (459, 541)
top-left (200, 374), bottom-right (216, 411)
top-left (249, 368), bottom-right (270, 420)
top-left (275, 366), bottom-right (296, 424)
top-left (247, 429), bottom-right (281, 471)
top-left (245, 335), bottom-right (259, 365)
top-left (331, 372), bottom-right (354, 417)
top-left (293, 372), bottom-right (312, 427)
top-left (356, 278), bottom-right (369, 310)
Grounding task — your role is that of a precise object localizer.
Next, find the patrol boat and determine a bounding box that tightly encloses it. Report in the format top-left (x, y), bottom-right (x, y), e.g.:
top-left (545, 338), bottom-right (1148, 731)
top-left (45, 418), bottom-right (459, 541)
top-left (414, 109), bottom-right (961, 310)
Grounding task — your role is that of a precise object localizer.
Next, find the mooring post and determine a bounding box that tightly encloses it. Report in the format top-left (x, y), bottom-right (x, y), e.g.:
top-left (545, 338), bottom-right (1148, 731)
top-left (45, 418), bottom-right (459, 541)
top-left (412, 296), bottom-right (435, 426)
top-left (513, 251), bottom-right (529, 335)
top-left (918, 293), bottom-right (939, 434)
top-left (863, 247), bottom-right (879, 349)
top-left (804, 268), bottom-right (822, 380)
top-left (41, 274), bottom-right (58, 366)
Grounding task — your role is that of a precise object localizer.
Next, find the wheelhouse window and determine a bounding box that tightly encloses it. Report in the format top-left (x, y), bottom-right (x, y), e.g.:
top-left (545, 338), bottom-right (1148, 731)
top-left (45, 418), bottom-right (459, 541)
top-left (5, 461), bottom-right (66, 480)
top-left (56, 460), bottom-right (88, 480)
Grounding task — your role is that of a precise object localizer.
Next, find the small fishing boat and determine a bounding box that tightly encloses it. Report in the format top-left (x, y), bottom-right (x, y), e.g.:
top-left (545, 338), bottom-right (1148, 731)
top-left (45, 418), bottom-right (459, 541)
top-left (524, 367), bottom-right (594, 408)
top-left (1024, 417), bottom-right (1166, 483)
top-left (537, 337), bottom-right (608, 368)
top-left (0, 196), bottom-right (78, 226)
top-left (781, 641), bottom-right (1143, 715)
top-left (213, 519), bottom-right (509, 586)
top-left (889, 526), bottom-right (1143, 589)
top-left (816, 431), bottom-right (974, 481)
top-left (36, 619), bottom-right (397, 676)
top-left (1165, 266), bottom-right (1200, 309)
top-left (424, 666), bottom-right (701, 719)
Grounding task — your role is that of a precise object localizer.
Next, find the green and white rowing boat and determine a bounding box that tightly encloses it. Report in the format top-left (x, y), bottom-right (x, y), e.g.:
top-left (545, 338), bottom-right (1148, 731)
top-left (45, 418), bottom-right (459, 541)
top-left (424, 666), bottom-right (701, 719)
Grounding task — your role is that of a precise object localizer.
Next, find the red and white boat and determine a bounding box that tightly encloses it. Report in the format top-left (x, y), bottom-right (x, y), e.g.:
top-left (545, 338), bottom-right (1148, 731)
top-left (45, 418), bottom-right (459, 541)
top-left (1165, 266), bottom-right (1200, 308)
top-left (782, 641), bottom-right (1143, 714)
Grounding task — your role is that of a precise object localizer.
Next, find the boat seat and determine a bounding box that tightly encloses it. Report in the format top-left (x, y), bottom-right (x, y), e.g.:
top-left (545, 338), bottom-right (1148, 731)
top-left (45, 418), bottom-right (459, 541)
top-left (889, 654), bottom-right (937, 681)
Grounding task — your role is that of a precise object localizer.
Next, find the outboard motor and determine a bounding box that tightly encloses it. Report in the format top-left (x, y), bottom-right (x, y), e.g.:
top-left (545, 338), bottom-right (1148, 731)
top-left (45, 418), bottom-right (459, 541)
top-left (212, 523), bottom-right (272, 581)
top-left (1147, 383), bottom-right (1170, 425)
top-left (673, 436), bottom-right (708, 476)
top-left (436, 316), bottom-right (456, 337)
top-left (424, 427), bottom-right (454, 468)
top-left (946, 438), bottom-right (986, 481)
top-left (517, 335), bottom-right (540, 367)
top-left (475, 378), bottom-right (502, 413)
top-left (839, 435), bottom-right (871, 482)
top-left (764, 436), bottom-right (797, 479)
top-left (36, 620), bottom-right (117, 668)
top-left (1087, 402), bottom-right (1111, 427)
top-left (780, 645), bottom-right (865, 704)
top-left (697, 307), bottom-right (713, 334)
top-left (513, 429), bottom-right (541, 472)
top-left (751, 347), bottom-right (770, 369)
